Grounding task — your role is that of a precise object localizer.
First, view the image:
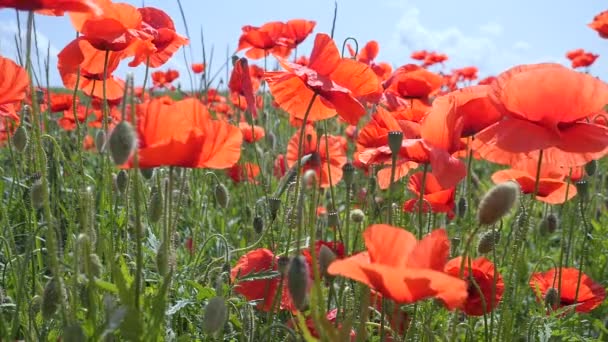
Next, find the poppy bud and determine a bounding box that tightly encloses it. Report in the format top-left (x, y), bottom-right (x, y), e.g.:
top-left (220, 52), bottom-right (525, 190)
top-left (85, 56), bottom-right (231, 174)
top-left (477, 182), bottom-right (520, 226)
top-left (575, 180), bottom-right (588, 201)
top-left (457, 197), bottom-right (467, 218)
top-left (277, 256), bottom-right (290, 276)
top-left (42, 278), bottom-right (63, 320)
top-left (203, 296), bottom-right (228, 334)
top-left (30, 295), bottom-right (42, 314)
top-left (63, 324), bottom-right (86, 342)
top-left (214, 183), bottom-right (229, 208)
top-left (95, 129), bottom-right (106, 153)
top-left (140, 168), bottom-right (154, 180)
top-left (156, 241), bottom-right (175, 276)
top-left (253, 216), bottom-right (264, 234)
top-left (287, 255), bottom-right (310, 311)
top-left (88, 253), bottom-right (103, 278)
top-left (585, 160), bottom-right (597, 176)
top-left (30, 179), bottom-right (47, 210)
top-left (116, 170), bottom-right (128, 193)
top-left (539, 213), bottom-right (559, 235)
top-left (318, 244), bottom-right (336, 278)
top-left (12, 125), bottom-right (28, 153)
top-left (544, 287), bottom-right (559, 309)
top-left (342, 162), bottom-right (355, 187)
top-left (267, 197), bottom-right (281, 220)
top-left (328, 211), bottom-right (340, 228)
top-left (349, 209), bottom-right (365, 223)
top-left (231, 55), bottom-right (239, 66)
top-left (148, 187), bottom-right (163, 223)
top-left (387, 131), bottom-right (403, 156)
top-left (108, 121), bottom-right (137, 165)
top-left (477, 229), bottom-right (501, 254)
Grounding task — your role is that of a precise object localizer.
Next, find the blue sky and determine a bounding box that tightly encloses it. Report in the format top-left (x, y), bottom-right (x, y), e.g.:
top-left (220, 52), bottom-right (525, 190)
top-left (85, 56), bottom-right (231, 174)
top-left (0, 0), bottom-right (606, 88)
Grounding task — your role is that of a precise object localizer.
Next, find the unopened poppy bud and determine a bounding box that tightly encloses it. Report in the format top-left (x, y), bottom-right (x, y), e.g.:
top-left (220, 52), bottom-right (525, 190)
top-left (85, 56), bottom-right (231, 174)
top-left (156, 241), bottom-right (174, 276)
top-left (148, 187), bottom-right (163, 223)
top-left (539, 213), bottom-right (559, 235)
top-left (266, 132), bottom-right (276, 149)
top-left (575, 180), bottom-right (588, 200)
top-left (328, 211), bottom-right (340, 227)
top-left (42, 278), bottom-right (63, 320)
top-left (477, 182), bottom-right (520, 226)
top-left (253, 216), bottom-right (264, 234)
top-left (457, 197), bottom-right (467, 218)
top-left (342, 162), bottom-right (355, 186)
top-left (544, 287), bottom-right (559, 309)
top-left (387, 131), bottom-right (403, 157)
top-left (214, 183), bottom-right (229, 208)
top-left (318, 245), bottom-right (336, 278)
top-left (303, 169), bottom-right (317, 189)
top-left (477, 230), bottom-right (501, 254)
top-left (349, 209), bottom-right (365, 223)
top-left (203, 296), bottom-right (228, 334)
top-left (63, 324), bottom-right (86, 342)
top-left (287, 255), bottom-right (310, 311)
top-left (267, 197), bottom-right (281, 220)
top-left (231, 55), bottom-right (239, 66)
top-left (12, 125), bottom-right (28, 152)
top-left (108, 121), bottom-right (136, 165)
top-left (95, 129), bottom-right (106, 153)
top-left (277, 256), bottom-right (290, 276)
top-left (30, 179), bottom-right (47, 210)
top-left (88, 253), bottom-right (103, 278)
top-left (140, 167), bottom-right (154, 180)
top-left (585, 160), bottom-right (597, 176)
top-left (116, 170), bottom-right (128, 193)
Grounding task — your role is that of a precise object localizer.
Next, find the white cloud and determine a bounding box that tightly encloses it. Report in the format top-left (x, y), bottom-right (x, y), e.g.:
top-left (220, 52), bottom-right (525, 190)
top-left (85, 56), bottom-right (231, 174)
top-left (480, 22), bottom-right (503, 36)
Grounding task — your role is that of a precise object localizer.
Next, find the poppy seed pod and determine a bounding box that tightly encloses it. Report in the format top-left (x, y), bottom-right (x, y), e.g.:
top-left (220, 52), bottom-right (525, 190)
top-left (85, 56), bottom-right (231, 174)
top-left (477, 230), bottom-right (501, 254)
top-left (575, 180), bottom-right (589, 200)
top-left (277, 256), bottom-right (290, 276)
top-left (387, 131), bottom-right (403, 156)
top-left (349, 209), bottom-right (365, 223)
top-left (342, 162), bottom-right (355, 187)
top-left (287, 255), bottom-right (310, 311)
top-left (539, 213), bottom-right (559, 235)
top-left (477, 182), bottom-right (520, 226)
top-left (148, 188), bottom-right (163, 223)
top-left (267, 197), bottom-right (281, 220)
top-left (108, 120), bottom-right (137, 165)
top-left (116, 170), bottom-right (128, 193)
top-left (328, 211), bottom-right (340, 227)
top-left (544, 287), bottom-right (559, 308)
top-left (88, 253), bottom-right (103, 278)
top-left (94, 129), bottom-right (106, 153)
top-left (585, 160), bottom-right (597, 176)
top-left (41, 278), bottom-right (63, 320)
top-left (30, 179), bottom-right (48, 210)
top-left (318, 244), bottom-right (337, 278)
top-left (203, 296), bottom-right (228, 334)
top-left (12, 125), bottom-right (28, 153)
top-left (214, 183), bottom-right (229, 208)
top-left (253, 216), bottom-right (264, 234)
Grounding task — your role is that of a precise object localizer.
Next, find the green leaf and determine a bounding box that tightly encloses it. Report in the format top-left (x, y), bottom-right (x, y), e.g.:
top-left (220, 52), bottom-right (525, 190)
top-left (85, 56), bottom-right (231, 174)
top-left (235, 270), bottom-right (280, 282)
top-left (166, 300), bottom-right (193, 316)
top-left (95, 279), bottom-right (118, 294)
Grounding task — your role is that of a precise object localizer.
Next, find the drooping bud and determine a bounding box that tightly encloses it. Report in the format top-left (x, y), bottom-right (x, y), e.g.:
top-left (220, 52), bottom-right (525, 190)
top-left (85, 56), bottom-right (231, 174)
top-left (342, 162), bottom-right (355, 187)
top-left (30, 179), bottom-right (48, 210)
top-left (156, 241), bottom-right (169, 276)
top-left (12, 125), bottom-right (28, 152)
top-left (253, 216), bottom-right (264, 234)
top-left (140, 168), bottom-right (154, 180)
top-left (287, 255), bottom-right (310, 311)
top-left (544, 287), bottom-right (559, 309)
top-left (41, 278), bottom-right (63, 319)
top-left (349, 209), bottom-right (365, 223)
top-left (267, 197), bottom-right (281, 221)
top-left (148, 187), bottom-right (163, 223)
top-left (477, 230), bottom-right (501, 254)
top-left (477, 182), bottom-right (520, 226)
top-left (539, 213), bottom-right (559, 235)
top-left (94, 129), bottom-right (106, 153)
top-left (318, 244), bottom-right (337, 278)
top-left (203, 296), bottom-right (228, 334)
top-left (214, 183), bottom-right (229, 208)
top-left (387, 131), bottom-right (403, 156)
top-left (108, 121), bottom-right (136, 165)
top-left (585, 160), bottom-right (597, 176)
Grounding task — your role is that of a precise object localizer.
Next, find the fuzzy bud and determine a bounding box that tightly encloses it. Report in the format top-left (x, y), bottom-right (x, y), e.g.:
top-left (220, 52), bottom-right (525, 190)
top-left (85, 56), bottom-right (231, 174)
top-left (42, 278), bottom-right (63, 320)
top-left (349, 209), bottom-right (365, 223)
top-left (477, 230), bottom-right (501, 254)
top-left (214, 183), bottom-right (229, 208)
top-left (287, 255), bottom-right (310, 311)
top-left (302, 169), bottom-right (317, 189)
top-left (12, 125), bottom-right (28, 152)
top-left (140, 168), bottom-right (154, 180)
top-left (94, 129), bottom-right (106, 153)
top-left (88, 253), bottom-right (103, 278)
top-left (342, 162), bottom-right (355, 187)
top-left (539, 213), bottom-right (559, 235)
top-left (267, 197), bottom-right (281, 220)
top-left (387, 131), bottom-right (403, 156)
top-left (318, 245), bottom-right (336, 278)
top-left (203, 296), bottom-right (228, 334)
top-left (477, 182), bottom-right (520, 226)
top-left (277, 256), bottom-right (290, 276)
top-left (253, 216), bottom-right (264, 234)
top-left (116, 170), bottom-right (128, 193)
top-left (108, 121), bottom-right (136, 165)
top-left (148, 187), bottom-right (163, 223)
top-left (544, 287), bottom-right (559, 309)
top-left (156, 241), bottom-right (171, 276)
top-left (30, 179), bottom-right (48, 210)
top-left (585, 160), bottom-right (597, 176)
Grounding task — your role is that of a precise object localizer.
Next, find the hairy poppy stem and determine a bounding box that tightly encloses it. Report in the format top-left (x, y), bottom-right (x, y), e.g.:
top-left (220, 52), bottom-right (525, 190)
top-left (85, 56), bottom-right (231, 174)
top-left (556, 167), bottom-right (573, 304)
top-left (417, 163), bottom-right (429, 238)
top-left (573, 196), bottom-right (591, 304)
top-left (387, 154), bottom-right (397, 225)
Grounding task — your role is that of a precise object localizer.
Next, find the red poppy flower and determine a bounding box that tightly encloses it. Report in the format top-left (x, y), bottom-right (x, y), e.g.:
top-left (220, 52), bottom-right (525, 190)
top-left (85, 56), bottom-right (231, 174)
top-left (491, 159), bottom-right (577, 204)
top-left (471, 63), bottom-right (608, 168)
top-left (571, 52), bottom-right (599, 69)
top-left (265, 33), bottom-right (381, 125)
top-left (291, 308), bottom-right (356, 341)
top-left (423, 52), bottom-right (448, 67)
top-left (227, 162), bottom-right (260, 183)
top-left (327, 224), bottom-right (467, 308)
top-left (347, 40), bottom-right (393, 81)
top-left (302, 240), bottom-right (345, 272)
top-left (286, 125), bottom-right (346, 188)
top-left (589, 11), bottom-right (608, 39)
top-left (229, 58), bottom-right (258, 118)
top-left (477, 76), bottom-right (496, 85)
top-left (384, 64), bottom-right (443, 99)
top-left (44, 93), bottom-right (76, 113)
top-left (0, 0), bottom-right (101, 15)
top-left (192, 63), bottom-right (205, 74)
top-left (452, 66), bottom-right (478, 82)
top-left (410, 50), bottom-right (428, 61)
top-left (239, 122), bottom-right (265, 143)
top-left (530, 268), bottom-right (606, 313)
top-left (403, 171), bottom-right (456, 219)
top-left (0, 56), bottom-right (29, 122)
top-left (57, 104), bottom-right (94, 131)
top-left (237, 21), bottom-right (291, 59)
top-left (281, 19), bottom-right (316, 48)
top-left (447, 85), bottom-right (502, 137)
top-left (130, 98), bottom-right (242, 169)
top-left (444, 257), bottom-right (504, 316)
top-left (231, 248), bottom-right (296, 312)
top-left (274, 153), bottom-right (288, 178)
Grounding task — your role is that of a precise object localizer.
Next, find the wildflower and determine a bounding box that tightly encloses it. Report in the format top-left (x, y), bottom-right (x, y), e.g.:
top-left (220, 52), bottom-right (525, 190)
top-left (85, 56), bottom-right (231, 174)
top-left (477, 182), bottom-right (519, 226)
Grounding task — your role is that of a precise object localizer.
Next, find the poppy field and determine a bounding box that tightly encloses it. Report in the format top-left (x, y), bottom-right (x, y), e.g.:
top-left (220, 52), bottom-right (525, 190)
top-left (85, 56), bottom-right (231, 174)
top-left (1, 1), bottom-right (608, 341)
